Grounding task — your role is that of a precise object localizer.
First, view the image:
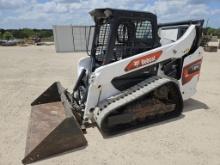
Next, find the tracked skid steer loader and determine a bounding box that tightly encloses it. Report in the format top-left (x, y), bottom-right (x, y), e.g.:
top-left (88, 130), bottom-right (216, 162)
top-left (22, 8), bottom-right (204, 164)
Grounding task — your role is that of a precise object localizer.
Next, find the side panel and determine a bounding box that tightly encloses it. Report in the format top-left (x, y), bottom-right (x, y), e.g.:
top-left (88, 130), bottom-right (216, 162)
top-left (84, 25), bottom-right (197, 118)
top-left (179, 47), bottom-right (203, 100)
top-left (94, 25), bottom-right (196, 100)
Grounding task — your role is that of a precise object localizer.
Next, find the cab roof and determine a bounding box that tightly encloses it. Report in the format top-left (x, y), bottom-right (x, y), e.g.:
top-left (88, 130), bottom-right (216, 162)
top-left (90, 8), bottom-right (157, 22)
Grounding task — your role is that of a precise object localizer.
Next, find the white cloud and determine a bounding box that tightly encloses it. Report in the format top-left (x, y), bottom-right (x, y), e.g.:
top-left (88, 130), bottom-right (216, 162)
top-left (144, 0), bottom-right (211, 24)
top-left (0, 0), bottom-right (27, 9)
top-left (150, 0), bottom-right (187, 15)
top-left (188, 0), bottom-right (219, 4)
top-left (0, 0), bottom-right (219, 28)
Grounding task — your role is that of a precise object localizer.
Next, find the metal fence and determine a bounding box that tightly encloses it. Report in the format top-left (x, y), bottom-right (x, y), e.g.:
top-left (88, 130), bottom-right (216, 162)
top-left (53, 25), bottom-right (94, 53)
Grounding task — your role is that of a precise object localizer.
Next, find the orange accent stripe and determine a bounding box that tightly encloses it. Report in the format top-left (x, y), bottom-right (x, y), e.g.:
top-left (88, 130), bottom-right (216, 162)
top-left (125, 51), bottom-right (162, 72)
top-left (182, 58), bottom-right (203, 85)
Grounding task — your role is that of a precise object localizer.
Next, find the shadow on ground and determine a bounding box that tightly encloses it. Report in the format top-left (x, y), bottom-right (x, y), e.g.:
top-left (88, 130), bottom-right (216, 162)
top-left (26, 98), bottom-right (209, 163)
top-left (183, 98), bottom-right (209, 112)
top-left (22, 145), bottom-right (88, 165)
top-left (103, 98), bottom-right (209, 139)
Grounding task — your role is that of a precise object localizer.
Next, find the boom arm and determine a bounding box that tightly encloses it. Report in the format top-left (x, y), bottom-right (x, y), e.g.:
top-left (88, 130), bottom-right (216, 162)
top-left (83, 24), bottom-right (197, 119)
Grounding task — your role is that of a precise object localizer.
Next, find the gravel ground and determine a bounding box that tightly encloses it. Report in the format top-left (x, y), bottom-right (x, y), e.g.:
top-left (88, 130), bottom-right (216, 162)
top-left (0, 46), bottom-right (220, 165)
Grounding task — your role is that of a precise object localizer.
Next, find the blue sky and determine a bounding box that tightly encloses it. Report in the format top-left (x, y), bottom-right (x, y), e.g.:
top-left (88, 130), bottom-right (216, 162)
top-left (0, 0), bottom-right (219, 29)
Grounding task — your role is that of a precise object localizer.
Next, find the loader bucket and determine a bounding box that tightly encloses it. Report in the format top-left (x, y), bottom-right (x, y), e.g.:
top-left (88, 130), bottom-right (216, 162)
top-left (22, 82), bottom-right (87, 164)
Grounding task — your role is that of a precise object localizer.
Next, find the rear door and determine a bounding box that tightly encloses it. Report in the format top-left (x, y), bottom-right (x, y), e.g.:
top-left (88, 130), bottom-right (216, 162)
top-left (180, 47), bottom-right (203, 100)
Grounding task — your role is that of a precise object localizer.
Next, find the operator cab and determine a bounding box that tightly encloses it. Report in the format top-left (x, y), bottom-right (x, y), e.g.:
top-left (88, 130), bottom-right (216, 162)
top-left (90, 8), bottom-right (160, 68)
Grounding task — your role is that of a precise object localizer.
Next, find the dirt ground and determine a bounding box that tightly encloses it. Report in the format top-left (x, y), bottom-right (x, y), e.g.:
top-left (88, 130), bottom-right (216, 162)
top-left (0, 46), bottom-right (220, 165)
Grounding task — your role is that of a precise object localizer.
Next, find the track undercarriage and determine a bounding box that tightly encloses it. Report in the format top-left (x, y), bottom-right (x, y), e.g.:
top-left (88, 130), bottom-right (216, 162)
top-left (94, 76), bottom-right (183, 134)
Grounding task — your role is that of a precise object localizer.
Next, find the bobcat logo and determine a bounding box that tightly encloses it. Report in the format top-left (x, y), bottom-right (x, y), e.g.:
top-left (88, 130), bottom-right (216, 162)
top-left (125, 51), bottom-right (162, 71)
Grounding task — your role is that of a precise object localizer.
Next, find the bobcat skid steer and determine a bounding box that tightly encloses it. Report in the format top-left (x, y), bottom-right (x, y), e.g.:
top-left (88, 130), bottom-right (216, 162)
top-left (22, 8), bottom-right (204, 164)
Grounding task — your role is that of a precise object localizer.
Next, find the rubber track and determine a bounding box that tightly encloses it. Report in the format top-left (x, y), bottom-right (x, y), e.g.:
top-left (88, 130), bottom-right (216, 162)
top-left (94, 76), bottom-right (174, 128)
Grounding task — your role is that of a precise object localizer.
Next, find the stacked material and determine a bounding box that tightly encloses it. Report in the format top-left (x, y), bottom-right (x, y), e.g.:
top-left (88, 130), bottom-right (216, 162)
top-left (204, 38), bottom-right (219, 52)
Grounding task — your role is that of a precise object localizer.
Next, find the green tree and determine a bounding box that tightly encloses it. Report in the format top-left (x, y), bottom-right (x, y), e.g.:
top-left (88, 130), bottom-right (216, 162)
top-left (0, 31), bottom-right (2, 39)
top-left (38, 30), bottom-right (53, 38)
top-left (3, 31), bottom-right (14, 41)
top-left (22, 28), bottom-right (35, 38)
top-left (206, 27), bottom-right (220, 38)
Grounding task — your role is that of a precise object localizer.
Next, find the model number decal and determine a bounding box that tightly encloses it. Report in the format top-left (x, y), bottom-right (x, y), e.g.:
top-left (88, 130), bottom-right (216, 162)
top-left (182, 58), bottom-right (203, 85)
top-left (125, 51), bottom-right (162, 71)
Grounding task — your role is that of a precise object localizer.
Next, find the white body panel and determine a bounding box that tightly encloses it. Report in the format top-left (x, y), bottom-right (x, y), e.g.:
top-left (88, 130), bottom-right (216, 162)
top-left (76, 25), bottom-right (202, 119)
top-left (179, 47), bottom-right (203, 100)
